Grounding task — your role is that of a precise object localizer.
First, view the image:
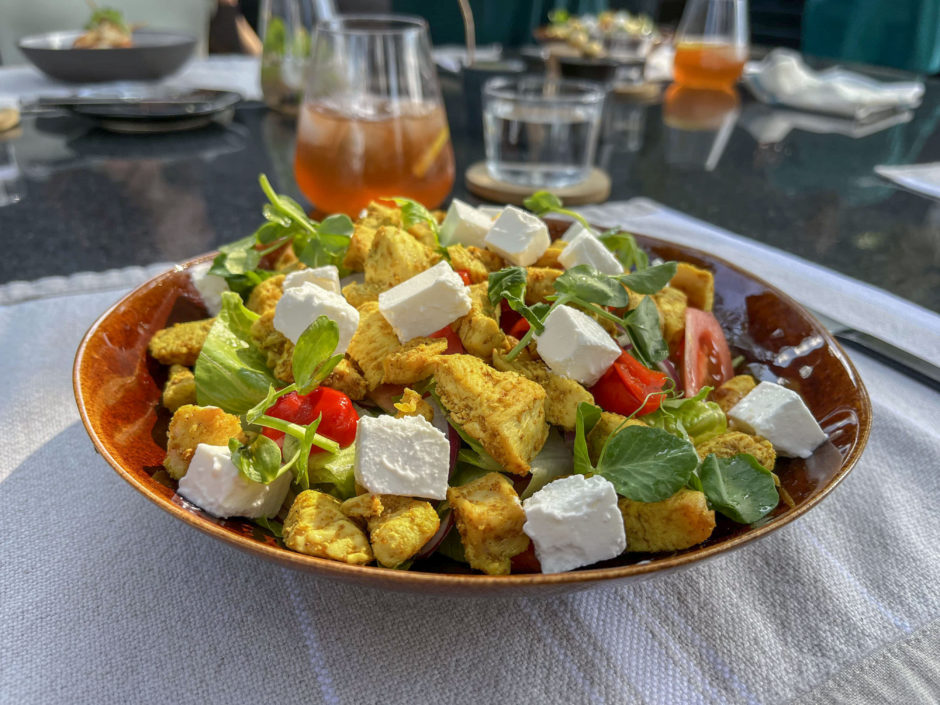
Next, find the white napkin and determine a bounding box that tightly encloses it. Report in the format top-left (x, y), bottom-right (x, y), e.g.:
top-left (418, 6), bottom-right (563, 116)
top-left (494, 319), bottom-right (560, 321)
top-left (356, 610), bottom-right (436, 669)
top-left (874, 162), bottom-right (940, 201)
top-left (744, 49), bottom-right (924, 120)
top-left (643, 43), bottom-right (674, 83)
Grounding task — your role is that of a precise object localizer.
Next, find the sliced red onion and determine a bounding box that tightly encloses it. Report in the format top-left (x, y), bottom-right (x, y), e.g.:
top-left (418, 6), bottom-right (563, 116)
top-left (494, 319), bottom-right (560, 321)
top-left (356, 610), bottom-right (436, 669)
top-left (366, 383), bottom-right (405, 415)
top-left (656, 358), bottom-right (679, 386)
top-left (447, 426), bottom-right (461, 478)
top-left (414, 508), bottom-right (455, 560)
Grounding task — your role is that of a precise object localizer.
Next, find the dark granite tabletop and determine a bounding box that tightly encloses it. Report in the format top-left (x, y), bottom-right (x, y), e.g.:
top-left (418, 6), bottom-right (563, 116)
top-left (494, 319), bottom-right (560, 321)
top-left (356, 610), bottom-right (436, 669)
top-left (1, 69), bottom-right (938, 312)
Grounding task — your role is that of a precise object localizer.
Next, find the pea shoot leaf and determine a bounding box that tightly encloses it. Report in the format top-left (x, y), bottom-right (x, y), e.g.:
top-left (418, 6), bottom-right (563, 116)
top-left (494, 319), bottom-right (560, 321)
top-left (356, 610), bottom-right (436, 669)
top-left (598, 229), bottom-right (649, 271)
top-left (620, 262), bottom-right (677, 295)
top-left (522, 190), bottom-right (593, 230)
top-left (595, 425), bottom-right (699, 502)
top-left (555, 265), bottom-right (630, 308)
top-left (487, 267), bottom-right (546, 334)
top-left (318, 214), bottom-right (355, 238)
top-left (292, 316), bottom-right (343, 394)
top-left (573, 402), bottom-right (602, 475)
top-left (251, 516), bottom-right (284, 538)
top-left (699, 454), bottom-right (779, 524)
top-left (523, 191), bottom-right (564, 214)
top-left (229, 435), bottom-right (284, 484)
top-left (624, 297), bottom-right (668, 367)
top-left (392, 197), bottom-right (439, 235)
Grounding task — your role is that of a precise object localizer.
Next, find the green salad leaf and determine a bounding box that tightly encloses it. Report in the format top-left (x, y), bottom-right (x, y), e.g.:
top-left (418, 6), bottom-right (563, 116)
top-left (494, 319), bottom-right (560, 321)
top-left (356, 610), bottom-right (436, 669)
top-left (251, 516), bottom-right (284, 538)
top-left (308, 443), bottom-right (358, 499)
top-left (523, 190), bottom-right (593, 231)
top-left (262, 16), bottom-right (287, 55)
top-left (391, 197), bottom-right (439, 235)
top-left (645, 387), bottom-right (727, 445)
top-left (573, 402), bottom-right (602, 475)
top-left (292, 316), bottom-right (343, 394)
top-left (623, 296), bottom-right (668, 367)
top-left (598, 229), bottom-right (649, 271)
top-left (523, 191), bottom-right (659, 274)
top-left (86, 7), bottom-right (127, 30)
top-left (620, 262), bottom-right (677, 295)
top-left (487, 267), bottom-right (546, 334)
top-left (555, 265), bottom-right (631, 308)
top-left (389, 197), bottom-right (449, 260)
top-left (522, 429), bottom-right (573, 499)
top-left (699, 453), bottom-right (779, 524)
top-left (229, 435), bottom-right (284, 484)
top-left (595, 425), bottom-right (700, 502)
top-left (206, 175), bottom-right (354, 296)
top-left (195, 292), bottom-right (278, 414)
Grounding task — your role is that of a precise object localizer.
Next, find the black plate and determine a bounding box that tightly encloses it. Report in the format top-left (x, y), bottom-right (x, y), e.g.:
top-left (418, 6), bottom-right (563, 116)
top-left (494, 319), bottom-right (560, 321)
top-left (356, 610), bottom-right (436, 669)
top-left (18, 29), bottom-right (196, 83)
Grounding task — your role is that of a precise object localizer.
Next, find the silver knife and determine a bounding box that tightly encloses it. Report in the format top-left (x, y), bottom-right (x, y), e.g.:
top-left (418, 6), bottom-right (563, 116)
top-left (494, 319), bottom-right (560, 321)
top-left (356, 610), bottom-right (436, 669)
top-left (807, 307), bottom-right (940, 391)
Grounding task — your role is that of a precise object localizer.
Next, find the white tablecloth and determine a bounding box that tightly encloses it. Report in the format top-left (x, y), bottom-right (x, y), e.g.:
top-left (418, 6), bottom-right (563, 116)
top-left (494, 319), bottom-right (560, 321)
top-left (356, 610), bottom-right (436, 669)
top-left (2, 201), bottom-right (939, 705)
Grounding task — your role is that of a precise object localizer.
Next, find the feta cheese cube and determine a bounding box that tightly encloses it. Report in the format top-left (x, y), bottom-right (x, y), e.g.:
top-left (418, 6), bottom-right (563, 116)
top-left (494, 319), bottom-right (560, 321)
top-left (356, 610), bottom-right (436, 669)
top-left (483, 206), bottom-right (551, 266)
top-left (523, 474), bottom-right (626, 573)
top-left (273, 281), bottom-right (359, 353)
top-left (178, 443), bottom-right (291, 519)
top-left (559, 230), bottom-right (623, 275)
top-left (284, 265), bottom-right (341, 294)
top-left (353, 414), bottom-right (451, 500)
top-left (378, 261), bottom-right (472, 343)
top-left (189, 261), bottom-right (229, 316)
top-left (535, 305), bottom-right (621, 386)
top-left (477, 205), bottom-right (505, 221)
top-left (560, 222), bottom-right (597, 242)
top-left (439, 198), bottom-right (493, 248)
top-left (728, 381), bottom-right (827, 458)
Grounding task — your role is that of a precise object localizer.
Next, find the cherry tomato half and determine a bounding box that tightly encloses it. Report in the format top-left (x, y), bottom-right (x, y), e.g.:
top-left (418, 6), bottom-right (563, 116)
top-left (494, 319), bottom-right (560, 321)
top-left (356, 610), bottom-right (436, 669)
top-left (262, 387), bottom-right (358, 452)
top-left (429, 325), bottom-right (465, 354)
top-left (590, 350), bottom-right (669, 417)
top-left (510, 543), bottom-right (541, 574)
top-left (683, 308), bottom-right (733, 396)
top-left (508, 317), bottom-right (531, 339)
top-left (499, 299), bottom-right (523, 335)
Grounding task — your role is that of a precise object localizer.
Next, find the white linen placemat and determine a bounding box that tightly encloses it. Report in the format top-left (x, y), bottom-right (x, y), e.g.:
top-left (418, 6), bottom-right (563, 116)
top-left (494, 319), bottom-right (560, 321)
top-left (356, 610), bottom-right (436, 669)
top-left (0, 55), bottom-right (262, 105)
top-left (2, 204), bottom-right (939, 705)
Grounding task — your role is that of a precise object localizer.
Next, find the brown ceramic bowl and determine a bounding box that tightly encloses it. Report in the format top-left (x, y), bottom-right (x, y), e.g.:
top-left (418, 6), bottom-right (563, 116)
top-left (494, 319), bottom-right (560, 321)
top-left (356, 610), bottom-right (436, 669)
top-left (73, 220), bottom-right (871, 596)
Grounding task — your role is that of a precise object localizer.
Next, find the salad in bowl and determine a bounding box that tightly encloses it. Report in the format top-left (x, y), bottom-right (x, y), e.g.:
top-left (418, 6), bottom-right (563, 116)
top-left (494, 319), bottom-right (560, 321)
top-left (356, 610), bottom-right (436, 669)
top-left (140, 176), bottom-right (836, 577)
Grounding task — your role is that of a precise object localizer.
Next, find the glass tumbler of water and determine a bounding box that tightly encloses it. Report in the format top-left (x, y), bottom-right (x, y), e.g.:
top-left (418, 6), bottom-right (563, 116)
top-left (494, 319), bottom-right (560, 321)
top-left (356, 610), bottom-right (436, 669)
top-left (483, 77), bottom-right (605, 188)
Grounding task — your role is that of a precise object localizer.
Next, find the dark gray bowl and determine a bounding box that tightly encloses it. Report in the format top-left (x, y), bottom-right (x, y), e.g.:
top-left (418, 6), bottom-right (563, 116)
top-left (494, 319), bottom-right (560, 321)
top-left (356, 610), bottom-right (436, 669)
top-left (18, 29), bottom-right (196, 83)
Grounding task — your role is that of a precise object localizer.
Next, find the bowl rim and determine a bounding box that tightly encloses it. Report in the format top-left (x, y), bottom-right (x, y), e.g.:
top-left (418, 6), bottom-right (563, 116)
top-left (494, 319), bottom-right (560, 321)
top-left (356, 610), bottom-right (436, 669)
top-left (73, 230), bottom-right (872, 590)
top-left (18, 28), bottom-right (197, 52)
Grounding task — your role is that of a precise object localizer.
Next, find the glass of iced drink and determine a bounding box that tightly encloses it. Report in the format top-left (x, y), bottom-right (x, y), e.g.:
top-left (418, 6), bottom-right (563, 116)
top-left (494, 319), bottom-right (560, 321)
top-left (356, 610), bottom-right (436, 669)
top-left (673, 0), bottom-right (749, 91)
top-left (294, 15), bottom-right (455, 216)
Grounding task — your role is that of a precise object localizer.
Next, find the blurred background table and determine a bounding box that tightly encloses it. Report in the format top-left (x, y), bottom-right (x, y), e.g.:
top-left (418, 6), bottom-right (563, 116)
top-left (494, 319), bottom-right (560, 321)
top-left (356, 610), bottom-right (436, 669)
top-left (0, 57), bottom-right (938, 313)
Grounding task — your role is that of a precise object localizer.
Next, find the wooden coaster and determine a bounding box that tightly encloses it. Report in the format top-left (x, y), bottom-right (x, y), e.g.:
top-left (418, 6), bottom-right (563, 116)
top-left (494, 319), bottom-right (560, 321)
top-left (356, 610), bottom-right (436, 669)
top-left (465, 162), bottom-right (610, 206)
top-left (0, 107), bottom-right (20, 133)
top-left (612, 81), bottom-right (662, 102)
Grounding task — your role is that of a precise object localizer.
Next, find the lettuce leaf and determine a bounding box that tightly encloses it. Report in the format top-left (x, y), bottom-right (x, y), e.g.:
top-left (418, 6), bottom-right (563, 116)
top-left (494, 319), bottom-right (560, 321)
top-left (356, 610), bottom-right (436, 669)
top-left (308, 443), bottom-right (357, 499)
top-left (194, 291), bottom-right (278, 414)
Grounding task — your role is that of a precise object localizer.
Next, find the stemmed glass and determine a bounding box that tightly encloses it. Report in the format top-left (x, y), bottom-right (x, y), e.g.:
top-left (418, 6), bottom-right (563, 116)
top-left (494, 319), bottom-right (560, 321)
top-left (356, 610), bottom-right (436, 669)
top-left (293, 15), bottom-right (455, 216)
top-left (673, 0), bottom-right (749, 91)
